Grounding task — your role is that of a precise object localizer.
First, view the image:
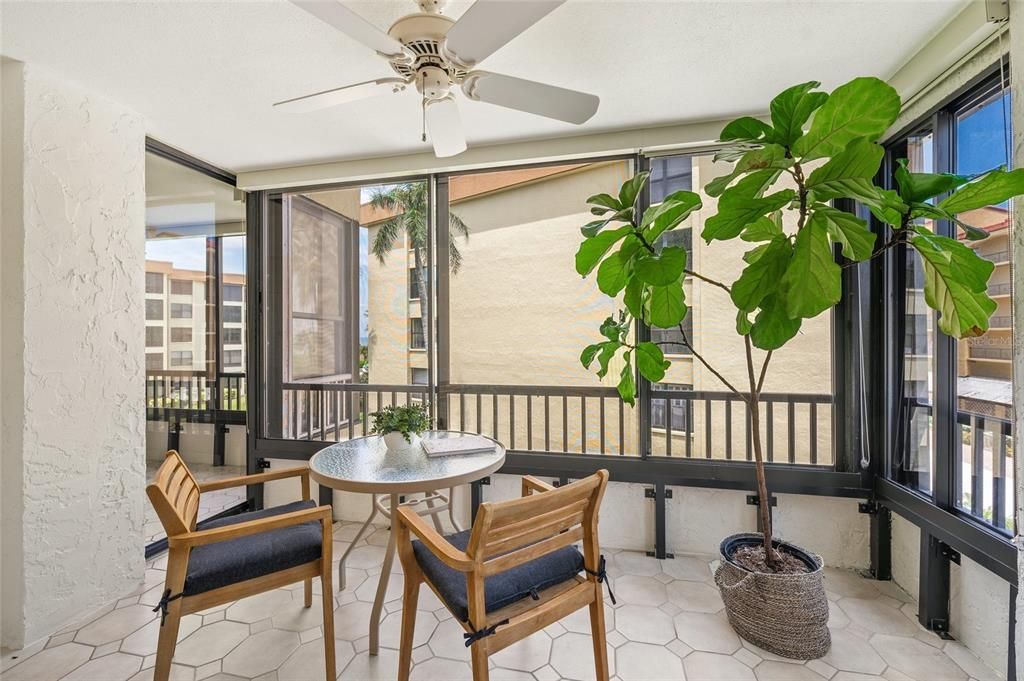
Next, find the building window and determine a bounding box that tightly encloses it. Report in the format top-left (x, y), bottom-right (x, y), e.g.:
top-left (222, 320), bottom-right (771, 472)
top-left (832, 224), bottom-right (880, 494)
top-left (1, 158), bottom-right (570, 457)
top-left (410, 368), bottom-right (428, 385)
top-left (146, 272), bottom-right (164, 294)
top-left (146, 353), bottom-right (164, 370)
top-left (409, 268), bottom-right (422, 300)
top-left (652, 384), bottom-right (692, 432)
top-left (651, 314), bottom-right (693, 356)
top-left (223, 284), bottom-right (244, 302)
top-left (170, 303), bottom-right (192, 319)
top-left (223, 305), bottom-right (242, 323)
top-left (223, 328), bottom-right (242, 345)
top-left (145, 326), bottom-right (163, 348)
top-left (224, 350), bottom-right (242, 367)
top-left (410, 318), bottom-right (426, 350)
top-left (170, 327), bottom-right (192, 343)
top-left (170, 351), bottom-right (193, 367)
top-left (146, 299), bottom-right (163, 321)
top-left (649, 155), bottom-right (693, 199)
top-left (170, 279), bottom-right (192, 295)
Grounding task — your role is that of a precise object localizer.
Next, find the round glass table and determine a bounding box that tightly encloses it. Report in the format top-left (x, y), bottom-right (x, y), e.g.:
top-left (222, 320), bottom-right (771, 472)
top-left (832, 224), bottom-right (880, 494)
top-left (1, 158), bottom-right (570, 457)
top-left (309, 431), bottom-right (505, 655)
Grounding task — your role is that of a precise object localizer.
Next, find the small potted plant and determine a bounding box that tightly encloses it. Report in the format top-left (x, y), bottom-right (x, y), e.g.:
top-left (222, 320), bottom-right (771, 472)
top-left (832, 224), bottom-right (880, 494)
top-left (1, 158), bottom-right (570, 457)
top-left (575, 76), bottom-right (1024, 658)
top-left (370, 403), bottom-right (431, 451)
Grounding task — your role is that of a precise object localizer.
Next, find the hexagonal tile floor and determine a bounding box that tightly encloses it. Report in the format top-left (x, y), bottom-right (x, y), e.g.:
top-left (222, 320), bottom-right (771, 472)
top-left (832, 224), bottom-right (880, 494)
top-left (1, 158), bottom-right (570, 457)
top-left (1, 520), bottom-right (1003, 681)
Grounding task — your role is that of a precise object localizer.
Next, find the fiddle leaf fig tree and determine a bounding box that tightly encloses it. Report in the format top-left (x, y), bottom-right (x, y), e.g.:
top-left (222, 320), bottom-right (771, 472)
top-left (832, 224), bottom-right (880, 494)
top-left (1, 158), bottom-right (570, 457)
top-left (575, 76), bottom-right (1024, 567)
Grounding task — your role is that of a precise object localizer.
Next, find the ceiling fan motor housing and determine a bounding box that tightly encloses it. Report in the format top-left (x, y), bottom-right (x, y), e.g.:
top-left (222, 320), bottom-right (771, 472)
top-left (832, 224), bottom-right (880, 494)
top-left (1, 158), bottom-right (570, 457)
top-left (386, 12), bottom-right (465, 93)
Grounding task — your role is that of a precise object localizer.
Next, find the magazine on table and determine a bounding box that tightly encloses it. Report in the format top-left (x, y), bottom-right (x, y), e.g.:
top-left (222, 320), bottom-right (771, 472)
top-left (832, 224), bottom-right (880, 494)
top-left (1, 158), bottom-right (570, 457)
top-left (421, 433), bottom-right (495, 458)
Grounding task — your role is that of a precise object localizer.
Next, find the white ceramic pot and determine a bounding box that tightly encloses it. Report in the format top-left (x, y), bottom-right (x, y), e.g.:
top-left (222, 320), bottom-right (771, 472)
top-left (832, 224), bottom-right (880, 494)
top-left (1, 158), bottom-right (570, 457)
top-left (382, 431), bottom-right (420, 451)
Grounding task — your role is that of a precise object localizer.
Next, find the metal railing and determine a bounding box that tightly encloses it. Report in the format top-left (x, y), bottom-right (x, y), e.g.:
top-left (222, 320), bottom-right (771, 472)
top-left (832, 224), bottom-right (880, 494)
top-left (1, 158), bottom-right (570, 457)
top-left (989, 282), bottom-right (1011, 296)
top-left (979, 250), bottom-right (1010, 264)
top-left (280, 381), bottom-right (428, 441)
top-left (969, 346), bottom-right (1012, 361)
top-left (957, 411), bottom-right (1014, 533)
top-left (989, 315), bottom-right (1012, 329)
top-left (272, 382), bottom-right (835, 465)
top-left (146, 371), bottom-right (247, 415)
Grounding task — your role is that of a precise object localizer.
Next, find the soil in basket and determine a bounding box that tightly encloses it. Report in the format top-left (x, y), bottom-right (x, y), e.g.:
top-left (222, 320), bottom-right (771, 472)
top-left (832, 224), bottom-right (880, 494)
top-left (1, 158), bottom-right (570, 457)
top-left (731, 545), bottom-right (810, 575)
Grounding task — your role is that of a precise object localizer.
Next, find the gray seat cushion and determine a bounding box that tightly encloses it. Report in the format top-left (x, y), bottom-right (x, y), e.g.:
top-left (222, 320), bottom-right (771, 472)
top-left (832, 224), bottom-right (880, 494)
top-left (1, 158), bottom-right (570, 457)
top-left (183, 500), bottom-right (322, 596)
top-left (413, 530), bottom-right (584, 622)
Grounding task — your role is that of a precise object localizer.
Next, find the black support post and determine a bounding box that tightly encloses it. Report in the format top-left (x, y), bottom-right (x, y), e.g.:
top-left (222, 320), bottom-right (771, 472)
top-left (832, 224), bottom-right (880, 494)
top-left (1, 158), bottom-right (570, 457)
top-left (646, 482), bottom-right (673, 560)
top-left (471, 479), bottom-right (484, 525)
top-left (919, 531), bottom-right (953, 637)
top-left (213, 422), bottom-right (227, 467)
top-left (867, 503), bottom-right (892, 581)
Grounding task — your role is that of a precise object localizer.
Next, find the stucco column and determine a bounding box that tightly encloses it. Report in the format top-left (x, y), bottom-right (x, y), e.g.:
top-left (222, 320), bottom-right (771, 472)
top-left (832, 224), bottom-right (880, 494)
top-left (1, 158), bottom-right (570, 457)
top-left (1011, 2), bottom-right (1024, 676)
top-left (1, 60), bottom-right (146, 649)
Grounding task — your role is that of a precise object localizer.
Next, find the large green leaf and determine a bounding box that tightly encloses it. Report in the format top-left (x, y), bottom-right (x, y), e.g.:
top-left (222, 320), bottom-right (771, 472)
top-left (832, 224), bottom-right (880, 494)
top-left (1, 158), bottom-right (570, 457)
top-left (731, 236), bottom-right (793, 312)
top-left (702, 171), bottom-right (795, 242)
top-left (587, 193), bottom-right (621, 211)
top-left (705, 145), bottom-right (791, 197)
top-left (910, 202), bottom-right (990, 241)
top-left (649, 279), bottom-right (686, 328)
top-left (815, 206), bottom-right (876, 260)
top-left (938, 168), bottom-right (1024, 214)
top-left (618, 172), bottom-right (650, 210)
top-left (635, 342), bottom-right (670, 383)
top-left (580, 218), bottom-right (611, 238)
top-left (780, 215), bottom-right (841, 319)
top-left (749, 294), bottom-right (802, 350)
top-left (720, 116), bottom-right (774, 143)
top-left (893, 159), bottom-right (969, 203)
top-left (806, 138), bottom-right (884, 194)
top-left (580, 340), bottom-right (621, 379)
top-left (909, 228), bottom-right (997, 338)
top-left (793, 77), bottom-right (900, 161)
top-left (865, 187), bottom-right (908, 227)
top-left (623, 278), bottom-right (646, 319)
top-left (635, 247), bottom-right (686, 286)
top-left (596, 250), bottom-right (632, 295)
top-left (740, 215), bottom-right (784, 242)
top-left (617, 354), bottom-right (636, 405)
top-left (640, 190), bottom-right (702, 242)
top-left (770, 81), bottom-right (828, 148)
top-left (575, 225), bottom-right (632, 276)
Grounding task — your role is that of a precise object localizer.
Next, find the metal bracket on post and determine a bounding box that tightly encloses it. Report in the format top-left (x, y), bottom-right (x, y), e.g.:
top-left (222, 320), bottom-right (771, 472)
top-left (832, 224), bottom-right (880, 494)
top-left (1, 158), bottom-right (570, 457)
top-left (746, 494), bottom-right (777, 534)
top-left (939, 542), bottom-right (961, 565)
top-left (860, 499), bottom-right (892, 581)
top-left (255, 457), bottom-right (271, 470)
top-left (645, 484), bottom-right (673, 560)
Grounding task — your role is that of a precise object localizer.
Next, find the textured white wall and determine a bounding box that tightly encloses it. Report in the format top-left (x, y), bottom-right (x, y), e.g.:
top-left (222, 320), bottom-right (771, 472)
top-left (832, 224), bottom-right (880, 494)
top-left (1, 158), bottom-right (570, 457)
top-left (951, 555), bottom-right (1011, 673)
top-left (1, 61), bottom-right (146, 648)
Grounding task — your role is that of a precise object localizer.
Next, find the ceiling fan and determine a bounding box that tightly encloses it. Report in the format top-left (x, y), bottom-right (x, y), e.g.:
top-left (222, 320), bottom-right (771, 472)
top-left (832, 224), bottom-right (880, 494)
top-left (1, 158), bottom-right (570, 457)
top-left (275, 0), bottom-right (599, 157)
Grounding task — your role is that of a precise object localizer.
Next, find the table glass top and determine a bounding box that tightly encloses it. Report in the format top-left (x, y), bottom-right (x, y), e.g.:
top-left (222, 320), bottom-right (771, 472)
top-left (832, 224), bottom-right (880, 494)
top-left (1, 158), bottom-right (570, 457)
top-left (309, 431), bottom-right (505, 489)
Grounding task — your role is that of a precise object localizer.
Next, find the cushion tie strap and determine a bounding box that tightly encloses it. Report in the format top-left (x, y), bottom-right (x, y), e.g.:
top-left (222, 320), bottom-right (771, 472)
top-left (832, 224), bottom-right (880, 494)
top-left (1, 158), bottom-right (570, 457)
top-left (463, 618), bottom-right (509, 647)
top-left (584, 555), bottom-right (616, 605)
top-left (153, 589), bottom-right (184, 626)
top-left (528, 587), bottom-right (540, 601)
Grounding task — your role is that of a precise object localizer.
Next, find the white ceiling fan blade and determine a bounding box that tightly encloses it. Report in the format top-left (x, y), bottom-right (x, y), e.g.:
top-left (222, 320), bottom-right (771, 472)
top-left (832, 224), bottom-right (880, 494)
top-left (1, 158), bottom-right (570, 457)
top-left (273, 78), bottom-right (407, 113)
top-left (462, 72), bottom-right (598, 124)
top-left (443, 0), bottom-right (565, 68)
top-left (289, 0), bottom-right (408, 58)
top-left (425, 96), bottom-right (467, 158)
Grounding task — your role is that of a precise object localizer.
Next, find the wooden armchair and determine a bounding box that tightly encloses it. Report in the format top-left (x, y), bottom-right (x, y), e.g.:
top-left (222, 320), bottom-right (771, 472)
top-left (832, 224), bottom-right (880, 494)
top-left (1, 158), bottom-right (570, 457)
top-left (395, 470), bottom-right (611, 681)
top-left (145, 451), bottom-right (335, 681)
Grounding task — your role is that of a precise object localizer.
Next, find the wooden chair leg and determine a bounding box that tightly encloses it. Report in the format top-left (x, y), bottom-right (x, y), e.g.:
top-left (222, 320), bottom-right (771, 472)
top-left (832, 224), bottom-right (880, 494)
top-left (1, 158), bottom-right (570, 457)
top-left (304, 578), bottom-right (313, 608)
top-left (589, 586), bottom-right (610, 681)
top-left (397, 573), bottom-right (420, 681)
top-left (154, 550), bottom-right (189, 681)
top-left (469, 642), bottom-right (490, 681)
top-left (321, 525), bottom-right (337, 680)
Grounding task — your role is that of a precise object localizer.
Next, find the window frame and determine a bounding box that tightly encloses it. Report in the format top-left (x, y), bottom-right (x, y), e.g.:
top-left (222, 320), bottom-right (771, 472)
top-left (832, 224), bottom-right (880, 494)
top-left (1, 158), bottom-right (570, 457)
top-left (881, 64), bottom-right (1015, 539)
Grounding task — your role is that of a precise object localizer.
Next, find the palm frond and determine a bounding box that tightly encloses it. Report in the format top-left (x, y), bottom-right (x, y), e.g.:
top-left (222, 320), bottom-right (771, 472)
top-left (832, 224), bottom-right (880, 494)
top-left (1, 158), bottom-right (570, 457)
top-left (370, 218), bottom-right (402, 264)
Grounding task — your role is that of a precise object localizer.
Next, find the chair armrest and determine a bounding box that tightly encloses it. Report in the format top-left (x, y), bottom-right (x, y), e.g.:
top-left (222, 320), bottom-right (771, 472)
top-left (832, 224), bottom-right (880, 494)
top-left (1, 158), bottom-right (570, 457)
top-left (198, 467), bottom-right (309, 493)
top-left (168, 505), bottom-right (331, 548)
top-left (394, 506), bottom-right (474, 572)
top-left (522, 475), bottom-right (555, 496)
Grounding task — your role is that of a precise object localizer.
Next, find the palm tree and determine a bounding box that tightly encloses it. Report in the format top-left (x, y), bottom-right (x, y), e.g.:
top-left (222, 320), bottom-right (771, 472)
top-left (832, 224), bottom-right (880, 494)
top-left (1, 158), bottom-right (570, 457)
top-left (368, 183), bottom-right (470, 303)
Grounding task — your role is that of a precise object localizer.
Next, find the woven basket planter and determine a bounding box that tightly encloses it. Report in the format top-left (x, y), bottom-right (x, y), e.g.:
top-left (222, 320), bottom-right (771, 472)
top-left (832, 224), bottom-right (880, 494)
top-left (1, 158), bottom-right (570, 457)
top-left (714, 533), bottom-right (830, 660)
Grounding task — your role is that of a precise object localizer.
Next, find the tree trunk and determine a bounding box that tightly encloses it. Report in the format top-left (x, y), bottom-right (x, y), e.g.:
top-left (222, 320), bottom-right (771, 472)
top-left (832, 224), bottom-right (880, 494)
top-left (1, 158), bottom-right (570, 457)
top-left (749, 393), bottom-right (774, 563)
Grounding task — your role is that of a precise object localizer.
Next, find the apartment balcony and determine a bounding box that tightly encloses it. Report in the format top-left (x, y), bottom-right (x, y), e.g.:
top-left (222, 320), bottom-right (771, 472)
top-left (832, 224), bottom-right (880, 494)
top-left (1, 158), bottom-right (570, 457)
top-left (3, 2), bottom-right (1021, 681)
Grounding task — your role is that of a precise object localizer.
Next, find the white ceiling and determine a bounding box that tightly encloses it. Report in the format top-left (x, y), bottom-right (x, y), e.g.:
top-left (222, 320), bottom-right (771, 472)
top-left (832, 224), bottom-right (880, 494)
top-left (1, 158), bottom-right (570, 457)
top-left (2, 0), bottom-right (967, 174)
